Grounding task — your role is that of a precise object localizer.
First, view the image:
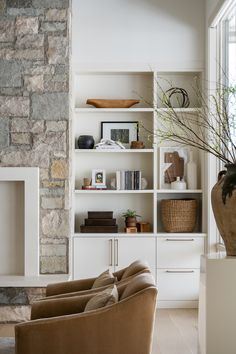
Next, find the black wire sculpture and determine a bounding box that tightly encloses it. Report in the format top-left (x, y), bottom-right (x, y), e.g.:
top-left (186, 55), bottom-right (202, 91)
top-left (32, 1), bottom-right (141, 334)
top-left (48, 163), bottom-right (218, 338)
top-left (163, 87), bottom-right (190, 108)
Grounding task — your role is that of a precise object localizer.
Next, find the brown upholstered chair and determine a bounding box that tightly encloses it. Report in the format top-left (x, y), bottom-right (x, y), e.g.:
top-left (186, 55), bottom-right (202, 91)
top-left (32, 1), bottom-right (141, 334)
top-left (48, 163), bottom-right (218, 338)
top-left (46, 259), bottom-right (151, 298)
top-left (15, 273), bottom-right (157, 354)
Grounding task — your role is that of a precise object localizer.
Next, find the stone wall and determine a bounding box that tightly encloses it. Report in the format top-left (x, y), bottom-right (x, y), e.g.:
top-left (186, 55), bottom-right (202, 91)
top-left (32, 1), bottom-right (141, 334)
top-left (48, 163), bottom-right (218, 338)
top-left (0, 0), bottom-right (71, 274)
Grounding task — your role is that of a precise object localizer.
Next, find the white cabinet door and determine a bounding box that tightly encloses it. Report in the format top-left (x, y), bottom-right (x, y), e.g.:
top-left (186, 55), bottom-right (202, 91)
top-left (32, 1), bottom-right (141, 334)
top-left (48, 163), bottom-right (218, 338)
top-left (157, 237), bottom-right (205, 269)
top-left (73, 237), bottom-right (114, 279)
top-left (115, 237), bottom-right (156, 279)
top-left (157, 269), bottom-right (200, 301)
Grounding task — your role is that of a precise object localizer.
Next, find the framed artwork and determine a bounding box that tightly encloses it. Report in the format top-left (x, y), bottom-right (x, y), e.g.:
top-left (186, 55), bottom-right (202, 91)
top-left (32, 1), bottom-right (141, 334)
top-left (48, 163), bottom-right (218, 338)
top-left (101, 121), bottom-right (139, 148)
top-left (92, 169), bottom-right (106, 186)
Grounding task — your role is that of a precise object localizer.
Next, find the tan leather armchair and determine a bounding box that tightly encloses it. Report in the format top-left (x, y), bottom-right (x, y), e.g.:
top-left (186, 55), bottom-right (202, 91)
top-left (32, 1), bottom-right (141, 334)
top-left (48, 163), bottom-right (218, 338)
top-left (15, 273), bottom-right (157, 354)
top-left (46, 260), bottom-right (150, 297)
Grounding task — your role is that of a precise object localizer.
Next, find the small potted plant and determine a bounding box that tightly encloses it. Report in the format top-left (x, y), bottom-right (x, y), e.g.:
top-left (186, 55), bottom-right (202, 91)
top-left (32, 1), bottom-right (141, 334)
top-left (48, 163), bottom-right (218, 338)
top-left (122, 209), bottom-right (140, 227)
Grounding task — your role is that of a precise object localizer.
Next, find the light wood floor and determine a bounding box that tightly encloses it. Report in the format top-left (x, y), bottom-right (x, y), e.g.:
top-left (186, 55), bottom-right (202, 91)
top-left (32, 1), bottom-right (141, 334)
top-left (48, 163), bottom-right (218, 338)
top-left (0, 309), bottom-right (198, 354)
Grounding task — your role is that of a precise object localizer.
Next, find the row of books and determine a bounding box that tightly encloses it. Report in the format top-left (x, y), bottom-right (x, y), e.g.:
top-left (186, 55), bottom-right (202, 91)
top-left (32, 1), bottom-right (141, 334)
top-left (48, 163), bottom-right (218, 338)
top-left (116, 170), bottom-right (142, 190)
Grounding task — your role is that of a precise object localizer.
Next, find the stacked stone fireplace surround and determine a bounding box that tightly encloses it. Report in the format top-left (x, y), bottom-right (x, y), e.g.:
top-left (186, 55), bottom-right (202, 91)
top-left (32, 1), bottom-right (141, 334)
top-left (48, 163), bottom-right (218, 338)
top-left (0, 0), bottom-right (71, 321)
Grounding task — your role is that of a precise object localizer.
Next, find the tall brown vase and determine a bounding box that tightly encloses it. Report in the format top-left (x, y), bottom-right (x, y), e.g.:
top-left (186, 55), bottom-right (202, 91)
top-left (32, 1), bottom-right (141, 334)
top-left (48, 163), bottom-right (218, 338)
top-left (211, 164), bottom-right (236, 256)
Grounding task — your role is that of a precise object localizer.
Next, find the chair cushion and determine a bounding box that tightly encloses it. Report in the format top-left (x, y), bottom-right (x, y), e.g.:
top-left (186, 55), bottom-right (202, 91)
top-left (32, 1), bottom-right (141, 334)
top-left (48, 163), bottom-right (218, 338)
top-left (84, 285), bottom-right (118, 312)
top-left (120, 273), bottom-right (155, 300)
top-left (92, 269), bottom-right (116, 289)
top-left (121, 260), bottom-right (149, 279)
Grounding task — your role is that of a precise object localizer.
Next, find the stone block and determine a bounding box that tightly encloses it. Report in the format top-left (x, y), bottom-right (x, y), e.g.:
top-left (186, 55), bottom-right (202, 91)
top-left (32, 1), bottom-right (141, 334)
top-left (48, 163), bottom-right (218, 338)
top-left (14, 48), bottom-right (44, 61)
top-left (16, 34), bottom-right (44, 48)
top-left (11, 132), bottom-right (31, 145)
top-left (0, 48), bottom-right (14, 60)
top-left (24, 74), bottom-right (44, 92)
top-left (11, 118), bottom-right (30, 132)
top-left (26, 288), bottom-right (46, 304)
top-left (0, 288), bottom-right (28, 306)
top-left (45, 9), bottom-right (67, 21)
top-left (0, 305), bottom-right (31, 323)
top-left (44, 73), bottom-right (68, 92)
top-left (1, 145), bottom-right (50, 168)
top-left (51, 159), bottom-right (68, 179)
top-left (41, 237), bottom-right (68, 245)
top-left (0, 96), bottom-right (30, 117)
top-left (46, 120), bottom-right (67, 132)
top-left (40, 21), bottom-right (66, 33)
top-left (41, 180), bottom-right (64, 188)
top-left (32, 0), bottom-right (69, 9)
top-left (0, 61), bottom-right (22, 88)
top-left (24, 64), bottom-right (54, 75)
top-left (40, 256), bottom-right (67, 274)
top-left (41, 210), bottom-right (69, 237)
top-left (31, 92), bottom-right (69, 120)
top-left (16, 16), bottom-right (39, 35)
top-left (0, 0), bottom-right (6, 15)
top-left (40, 168), bottom-right (49, 180)
top-left (31, 120), bottom-right (44, 133)
top-left (6, 0), bottom-right (32, 7)
top-left (40, 243), bottom-right (67, 256)
top-left (7, 7), bottom-right (43, 16)
top-left (0, 87), bottom-right (23, 96)
top-left (41, 196), bottom-right (63, 209)
top-left (47, 36), bottom-right (68, 65)
top-left (0, 18), bottom-right (15, 42)
top-left (33, 131), bottom-right (66, 152)
top-left (0, 118), bottom-right (9, 148)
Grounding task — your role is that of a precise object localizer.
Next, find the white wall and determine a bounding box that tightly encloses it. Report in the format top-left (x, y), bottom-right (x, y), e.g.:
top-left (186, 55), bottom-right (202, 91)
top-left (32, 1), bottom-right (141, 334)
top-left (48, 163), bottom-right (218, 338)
top-left (72, 0), bottom-right (205, 71)
top-left (206, 0), bottom-right (227, 25)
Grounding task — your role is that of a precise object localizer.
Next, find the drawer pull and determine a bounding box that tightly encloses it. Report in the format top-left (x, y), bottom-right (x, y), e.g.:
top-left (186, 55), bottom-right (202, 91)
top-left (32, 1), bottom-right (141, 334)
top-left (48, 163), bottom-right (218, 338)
top-left (166, 270), bottom-right (195, 273)
top-left (165, 238), bottom-right (194, 242)
top-left (109, 239), bottom-right (113, 266)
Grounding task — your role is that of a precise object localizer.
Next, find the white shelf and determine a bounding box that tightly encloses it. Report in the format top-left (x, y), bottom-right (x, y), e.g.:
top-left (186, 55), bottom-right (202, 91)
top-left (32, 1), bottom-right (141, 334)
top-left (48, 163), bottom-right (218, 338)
top-left (156, 189), bottom-right (203, 194)
top-left (74, 189), bottom-right (154, 194)
top-left (156, 233), bottom-right (207, 237)
top-left (73, 233), bottom-right (155, 237)
top-left (74, 149), bottom-right (154, 153)
top-left (75, 107), bottom-right (154, 113)
top-left (155, 108), bottom-right (200, 113)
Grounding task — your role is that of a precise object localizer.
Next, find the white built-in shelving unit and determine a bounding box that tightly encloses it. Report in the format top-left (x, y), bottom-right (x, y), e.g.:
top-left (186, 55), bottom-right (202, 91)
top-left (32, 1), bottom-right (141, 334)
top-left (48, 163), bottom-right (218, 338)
top-left (72, 70), bottom-right (207, 308)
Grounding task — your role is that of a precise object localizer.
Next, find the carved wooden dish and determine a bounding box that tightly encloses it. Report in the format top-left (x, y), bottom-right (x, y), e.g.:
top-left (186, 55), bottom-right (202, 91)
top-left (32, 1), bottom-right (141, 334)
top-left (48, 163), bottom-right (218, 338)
top-left (86, 99), bottom-right (140, 108)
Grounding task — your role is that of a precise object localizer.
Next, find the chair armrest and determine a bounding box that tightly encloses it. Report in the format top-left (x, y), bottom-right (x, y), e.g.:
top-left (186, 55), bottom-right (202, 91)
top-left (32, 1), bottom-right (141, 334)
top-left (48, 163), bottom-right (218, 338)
top-left (31, 293), bottom-right (94, 320)
top-left (46, 277), bottom-right (95, 296)
top-left (15, 287), bottom-right (157, 354)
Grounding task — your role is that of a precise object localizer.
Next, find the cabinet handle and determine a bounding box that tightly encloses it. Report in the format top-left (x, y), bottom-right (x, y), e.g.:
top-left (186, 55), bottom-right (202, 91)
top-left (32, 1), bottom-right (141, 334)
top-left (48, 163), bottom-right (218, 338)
top-left (165, 238), bottom-right (194, 242)
top-left (115, 239), bottom-right (119, 266)
top-left (166, 270), bottom-right (195, 273)
top-left (109, 239), bottom-right (113, 266)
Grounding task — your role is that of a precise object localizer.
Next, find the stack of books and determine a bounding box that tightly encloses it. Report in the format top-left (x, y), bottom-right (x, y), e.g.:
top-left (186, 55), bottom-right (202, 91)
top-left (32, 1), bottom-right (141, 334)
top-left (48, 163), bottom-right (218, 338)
top-left (80, 211), bottom-right (118, 233)
top-left (82, 185), bottom-right (107, 190)
top-left (116, 170), bottom-right (142, 190)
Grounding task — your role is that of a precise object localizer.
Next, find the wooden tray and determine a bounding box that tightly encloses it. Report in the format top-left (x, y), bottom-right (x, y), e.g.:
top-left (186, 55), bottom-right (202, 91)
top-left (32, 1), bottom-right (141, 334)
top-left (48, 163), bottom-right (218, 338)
top-left (86, 99), bottom-right (140, 108)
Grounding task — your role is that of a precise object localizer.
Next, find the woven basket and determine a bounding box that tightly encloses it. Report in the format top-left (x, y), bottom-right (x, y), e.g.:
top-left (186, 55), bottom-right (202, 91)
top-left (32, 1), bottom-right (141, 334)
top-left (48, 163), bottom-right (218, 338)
top-left (161, 199), bottom-right (197, 233)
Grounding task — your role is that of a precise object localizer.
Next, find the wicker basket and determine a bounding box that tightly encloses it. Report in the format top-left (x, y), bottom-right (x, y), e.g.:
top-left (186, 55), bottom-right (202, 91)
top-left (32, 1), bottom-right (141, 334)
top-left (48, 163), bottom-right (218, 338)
top-left (161, 199), bottom-right (197, 233)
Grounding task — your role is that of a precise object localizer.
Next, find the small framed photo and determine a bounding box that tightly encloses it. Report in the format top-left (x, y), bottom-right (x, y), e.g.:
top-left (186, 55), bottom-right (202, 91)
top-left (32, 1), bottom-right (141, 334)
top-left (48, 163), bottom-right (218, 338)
top-left (101, 121), bottom-right (139, 148)
top-left (92, 169), bottom-right (106, 186)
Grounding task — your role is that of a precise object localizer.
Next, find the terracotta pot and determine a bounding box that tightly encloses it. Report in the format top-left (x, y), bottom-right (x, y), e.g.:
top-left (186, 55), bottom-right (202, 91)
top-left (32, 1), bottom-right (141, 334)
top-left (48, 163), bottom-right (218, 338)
top-left (211, 164), bottom-right (236, 256)
top-left (125, 217), bottom-right (137, 227)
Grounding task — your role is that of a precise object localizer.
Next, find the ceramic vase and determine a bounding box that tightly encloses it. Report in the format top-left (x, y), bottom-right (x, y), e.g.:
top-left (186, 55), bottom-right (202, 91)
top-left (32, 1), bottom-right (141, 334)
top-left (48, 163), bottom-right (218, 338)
top-left (187, 151), bottom-right (197, 189)
top-left (77, 135), bottom-right (95, 149)
top-left (211, 164), bottom-right (236, 256)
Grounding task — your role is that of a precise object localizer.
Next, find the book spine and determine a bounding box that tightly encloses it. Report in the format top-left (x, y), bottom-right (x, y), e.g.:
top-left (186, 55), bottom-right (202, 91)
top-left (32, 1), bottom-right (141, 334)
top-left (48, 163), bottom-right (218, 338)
top-left (116, 171), bottom-right (120, 190)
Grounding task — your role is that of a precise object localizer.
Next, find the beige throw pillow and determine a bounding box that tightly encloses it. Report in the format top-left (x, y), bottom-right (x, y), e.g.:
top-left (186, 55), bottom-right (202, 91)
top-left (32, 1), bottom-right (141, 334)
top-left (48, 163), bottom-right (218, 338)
top-left (121, 260), bottom-right (149, 279)
top-left (92, 269), bottom-right (116, 289)
top-left (84, 285), bottom-right (118, 312)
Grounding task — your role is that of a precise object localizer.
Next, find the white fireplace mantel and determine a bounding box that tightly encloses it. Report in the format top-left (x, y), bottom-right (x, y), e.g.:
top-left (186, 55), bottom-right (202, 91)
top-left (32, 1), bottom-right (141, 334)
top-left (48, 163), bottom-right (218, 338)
top-left (0, 167), bottom-right (39, 278)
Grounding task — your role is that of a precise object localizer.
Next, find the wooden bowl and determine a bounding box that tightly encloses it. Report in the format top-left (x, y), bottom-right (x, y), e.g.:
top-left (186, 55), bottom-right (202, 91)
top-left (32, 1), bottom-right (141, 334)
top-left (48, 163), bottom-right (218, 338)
top-left (86, 99), bottom-right (140, 108)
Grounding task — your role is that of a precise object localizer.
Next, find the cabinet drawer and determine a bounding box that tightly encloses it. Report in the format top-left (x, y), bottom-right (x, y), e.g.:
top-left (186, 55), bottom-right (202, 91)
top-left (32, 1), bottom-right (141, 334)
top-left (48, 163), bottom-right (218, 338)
top-left (157, 269), bottom-right (200, 301)
top-left (157, 237), bottom-right (204, 268)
